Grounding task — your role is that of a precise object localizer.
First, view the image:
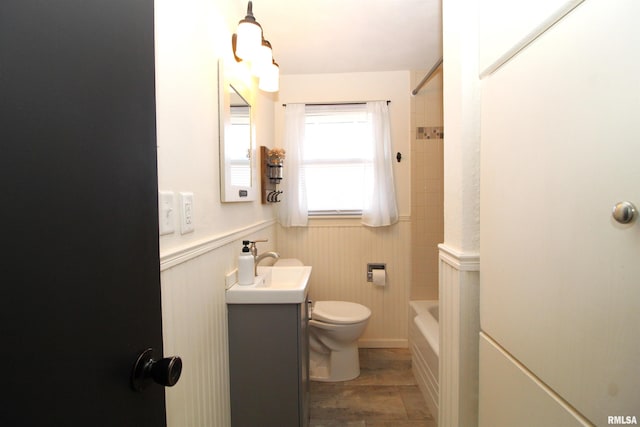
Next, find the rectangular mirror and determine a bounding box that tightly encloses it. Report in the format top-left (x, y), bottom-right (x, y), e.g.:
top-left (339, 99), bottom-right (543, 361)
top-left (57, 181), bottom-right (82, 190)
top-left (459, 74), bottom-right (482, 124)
top-left (218, 60), bottom-right (257, 202)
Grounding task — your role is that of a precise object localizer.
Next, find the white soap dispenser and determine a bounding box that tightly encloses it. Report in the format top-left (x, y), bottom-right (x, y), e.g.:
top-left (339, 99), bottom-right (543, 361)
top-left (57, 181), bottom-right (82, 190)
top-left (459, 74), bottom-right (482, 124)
top-left (237, 240), bottom-right (255, 285)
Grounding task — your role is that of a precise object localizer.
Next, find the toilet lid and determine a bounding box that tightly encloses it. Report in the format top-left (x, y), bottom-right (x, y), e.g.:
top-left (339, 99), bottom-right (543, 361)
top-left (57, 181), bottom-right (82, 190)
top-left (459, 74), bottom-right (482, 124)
top-left (312, 301), bottom-right (371, 325)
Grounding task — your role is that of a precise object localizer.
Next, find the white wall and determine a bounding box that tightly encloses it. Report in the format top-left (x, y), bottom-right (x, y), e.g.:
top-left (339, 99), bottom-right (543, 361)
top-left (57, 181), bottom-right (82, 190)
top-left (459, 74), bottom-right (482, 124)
top-left (156, 0), bottom-right (276, 257)
top-left (439, 0), bottom-right (481, 425)
top-left (154, 0), bottom-right (277, 424)
top-left (442, 2), bottom-right (480, 255)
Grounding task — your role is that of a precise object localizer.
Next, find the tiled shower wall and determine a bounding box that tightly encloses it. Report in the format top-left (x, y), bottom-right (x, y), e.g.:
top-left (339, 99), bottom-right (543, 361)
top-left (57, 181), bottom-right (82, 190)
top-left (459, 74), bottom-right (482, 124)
top-left (410, 69), bottom-right (444, 300)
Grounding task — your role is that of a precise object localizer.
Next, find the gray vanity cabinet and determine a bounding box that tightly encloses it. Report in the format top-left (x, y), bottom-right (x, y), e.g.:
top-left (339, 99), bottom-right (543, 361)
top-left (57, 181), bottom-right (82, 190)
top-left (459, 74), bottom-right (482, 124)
top-left (228, 300), bottom-right (310, 427)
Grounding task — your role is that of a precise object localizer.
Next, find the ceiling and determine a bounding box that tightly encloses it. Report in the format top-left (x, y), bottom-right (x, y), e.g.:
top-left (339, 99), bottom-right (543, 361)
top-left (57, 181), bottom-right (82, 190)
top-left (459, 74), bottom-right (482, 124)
top-left (238, 0), bottom-right (442, 75)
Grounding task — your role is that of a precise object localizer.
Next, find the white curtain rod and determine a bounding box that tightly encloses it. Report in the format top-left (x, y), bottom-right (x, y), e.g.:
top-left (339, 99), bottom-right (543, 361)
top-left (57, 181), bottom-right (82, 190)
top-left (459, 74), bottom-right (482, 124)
top-left (411, 57), bottom-right (443, 96)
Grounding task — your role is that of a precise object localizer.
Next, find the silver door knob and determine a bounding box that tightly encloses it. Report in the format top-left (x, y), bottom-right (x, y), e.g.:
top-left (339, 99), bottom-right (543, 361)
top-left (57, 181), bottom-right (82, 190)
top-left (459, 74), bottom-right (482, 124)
top-left (612, 201), bottom-right (637, 224)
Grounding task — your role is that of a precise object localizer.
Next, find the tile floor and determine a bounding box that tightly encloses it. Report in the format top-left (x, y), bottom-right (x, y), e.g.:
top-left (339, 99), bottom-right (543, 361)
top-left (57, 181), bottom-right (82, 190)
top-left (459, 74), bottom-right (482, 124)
top-left (309, 348), bottom-right (437, 427)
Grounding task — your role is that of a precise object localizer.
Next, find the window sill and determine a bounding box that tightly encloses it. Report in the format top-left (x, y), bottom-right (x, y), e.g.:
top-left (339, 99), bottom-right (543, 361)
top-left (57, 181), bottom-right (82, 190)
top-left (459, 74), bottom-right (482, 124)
top-left (306, 216), bottom-right (363, 227)
top-left (309, 211), bottom-right (361, 221)
top-left (278, 215), bottom-right (408, 228)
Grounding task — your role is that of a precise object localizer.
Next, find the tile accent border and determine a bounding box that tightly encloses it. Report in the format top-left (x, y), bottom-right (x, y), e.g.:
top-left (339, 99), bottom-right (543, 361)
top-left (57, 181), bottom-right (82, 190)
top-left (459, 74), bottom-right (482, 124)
top-left (417, 126), bottom-right (444, 140)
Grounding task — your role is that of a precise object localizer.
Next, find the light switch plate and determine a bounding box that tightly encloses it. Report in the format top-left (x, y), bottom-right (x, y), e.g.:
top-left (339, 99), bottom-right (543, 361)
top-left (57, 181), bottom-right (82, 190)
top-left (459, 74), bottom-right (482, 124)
top-left (179, 192), bottom-right (194, 234)
top-left (158, 191), bottom-right (175, 235)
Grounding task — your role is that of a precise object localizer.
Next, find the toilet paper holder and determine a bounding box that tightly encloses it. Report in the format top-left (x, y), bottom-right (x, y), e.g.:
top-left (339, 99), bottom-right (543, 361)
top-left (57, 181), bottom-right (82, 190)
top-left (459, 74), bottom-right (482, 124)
top-left (367, 263), bottom-right (386, 282)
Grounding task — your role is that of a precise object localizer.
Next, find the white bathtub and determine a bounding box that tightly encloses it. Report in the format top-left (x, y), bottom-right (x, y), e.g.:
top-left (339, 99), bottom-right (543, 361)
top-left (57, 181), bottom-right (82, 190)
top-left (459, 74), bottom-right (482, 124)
top-left (409, 300), bottom-right (439, 423)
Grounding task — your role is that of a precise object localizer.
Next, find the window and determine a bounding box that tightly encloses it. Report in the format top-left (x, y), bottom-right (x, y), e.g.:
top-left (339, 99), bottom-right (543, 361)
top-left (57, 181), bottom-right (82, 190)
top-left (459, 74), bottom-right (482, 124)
top-left (302, 104), bottom-right (372, 215)
top-left (279, 100), bottom-right (397, 228)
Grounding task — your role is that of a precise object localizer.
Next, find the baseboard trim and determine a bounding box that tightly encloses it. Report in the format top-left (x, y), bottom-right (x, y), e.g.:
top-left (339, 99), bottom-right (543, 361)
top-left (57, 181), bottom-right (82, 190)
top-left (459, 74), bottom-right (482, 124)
top-left (358, 338), bottom-right (408, 349)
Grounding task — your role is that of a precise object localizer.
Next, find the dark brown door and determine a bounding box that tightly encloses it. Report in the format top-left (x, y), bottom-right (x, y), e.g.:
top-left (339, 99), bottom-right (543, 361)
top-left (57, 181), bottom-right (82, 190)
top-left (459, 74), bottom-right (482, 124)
top-left (0, 1), bottom-right (168, 425)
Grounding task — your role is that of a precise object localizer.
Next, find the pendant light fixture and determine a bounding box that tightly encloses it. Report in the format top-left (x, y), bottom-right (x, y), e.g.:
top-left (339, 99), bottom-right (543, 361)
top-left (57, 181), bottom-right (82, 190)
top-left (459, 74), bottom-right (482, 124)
top-left (259, 60), bottom-right (279, 93)
top-left (232, 1), bottom-right (280, 92)
top-left (250, 39), bottom-right (273, 77)
top-left (233, 1), bottom-right (262, 61)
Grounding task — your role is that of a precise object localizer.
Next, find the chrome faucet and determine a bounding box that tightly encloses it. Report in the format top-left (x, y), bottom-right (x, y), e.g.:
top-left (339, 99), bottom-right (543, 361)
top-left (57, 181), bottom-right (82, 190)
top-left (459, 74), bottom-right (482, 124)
top-left (255, 251), bottom-right (280, 276)
top-left (248, 239), bottom-right (280, 276)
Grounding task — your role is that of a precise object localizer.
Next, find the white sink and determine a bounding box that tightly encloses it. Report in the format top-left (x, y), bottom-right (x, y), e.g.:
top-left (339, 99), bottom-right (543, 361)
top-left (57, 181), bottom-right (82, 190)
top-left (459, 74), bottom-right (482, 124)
top-left (225, 265), bottom-right (312, 304)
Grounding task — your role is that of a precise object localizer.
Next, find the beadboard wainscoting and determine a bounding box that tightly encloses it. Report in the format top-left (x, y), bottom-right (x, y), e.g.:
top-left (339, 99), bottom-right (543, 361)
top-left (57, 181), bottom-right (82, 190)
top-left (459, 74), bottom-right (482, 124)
top-left (438, 244), bottom-right (480, 427)
top-left (276, 217), bottom-right (411, 348)
top-left (159, 220), bottom-right (277, 427)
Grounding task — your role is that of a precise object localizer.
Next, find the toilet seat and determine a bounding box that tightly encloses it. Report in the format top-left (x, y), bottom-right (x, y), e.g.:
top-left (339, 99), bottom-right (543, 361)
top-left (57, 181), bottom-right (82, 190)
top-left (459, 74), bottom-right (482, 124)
top-left (312, 301), bottom-right (371, 325)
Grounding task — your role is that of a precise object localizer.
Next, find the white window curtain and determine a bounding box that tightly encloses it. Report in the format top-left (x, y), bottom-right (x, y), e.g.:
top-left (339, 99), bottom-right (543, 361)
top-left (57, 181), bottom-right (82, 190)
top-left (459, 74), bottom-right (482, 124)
top-left (361, 101), bottom-right (399, 227)
top-left (279, 101), bottom-right (398, 227)
top-left (278, 103), bottom-right (308, 227)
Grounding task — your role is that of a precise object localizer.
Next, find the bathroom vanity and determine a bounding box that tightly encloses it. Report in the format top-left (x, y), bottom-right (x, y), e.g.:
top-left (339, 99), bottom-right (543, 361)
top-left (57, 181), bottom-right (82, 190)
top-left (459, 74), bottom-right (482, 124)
top-left (226, 265), bottom-right (312, 427)
top-left (227, 301), bottom-right (310, 427)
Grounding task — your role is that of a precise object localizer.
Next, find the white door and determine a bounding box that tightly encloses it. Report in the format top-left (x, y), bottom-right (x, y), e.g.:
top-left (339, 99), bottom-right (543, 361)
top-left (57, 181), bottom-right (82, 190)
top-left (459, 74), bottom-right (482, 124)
top-left (480, 0), bottom-right (640, 425)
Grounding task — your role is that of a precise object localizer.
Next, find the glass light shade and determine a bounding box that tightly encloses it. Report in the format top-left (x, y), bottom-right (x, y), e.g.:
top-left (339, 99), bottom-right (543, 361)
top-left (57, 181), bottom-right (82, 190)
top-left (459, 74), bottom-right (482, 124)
top-left (251, 42), bottom-right (273, 77)
top-left (259, 62), bottom-right (279, 92)
top-left (235, 21), bottom-right (262, 61)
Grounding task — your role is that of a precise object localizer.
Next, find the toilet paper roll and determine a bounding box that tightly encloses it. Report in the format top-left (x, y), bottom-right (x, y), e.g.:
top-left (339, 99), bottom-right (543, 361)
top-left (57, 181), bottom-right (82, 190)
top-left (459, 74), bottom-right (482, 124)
top-left (371, 269), bottom-right (386, 287)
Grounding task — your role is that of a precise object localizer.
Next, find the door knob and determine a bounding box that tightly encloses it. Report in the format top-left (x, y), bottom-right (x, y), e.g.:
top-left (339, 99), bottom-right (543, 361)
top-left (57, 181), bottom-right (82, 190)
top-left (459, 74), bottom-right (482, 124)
top-left (612, 201), bottom-right (637, 224)
top-left (131, 348), bottom-right (182, 391)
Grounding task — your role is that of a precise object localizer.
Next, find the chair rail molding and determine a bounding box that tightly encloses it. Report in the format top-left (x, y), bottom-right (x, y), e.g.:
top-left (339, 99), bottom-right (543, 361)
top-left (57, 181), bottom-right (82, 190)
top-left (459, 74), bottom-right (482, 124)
top-left (160, 218), bottom-right (276, 271)
top-left (438, 243), bottom-right (480, 271)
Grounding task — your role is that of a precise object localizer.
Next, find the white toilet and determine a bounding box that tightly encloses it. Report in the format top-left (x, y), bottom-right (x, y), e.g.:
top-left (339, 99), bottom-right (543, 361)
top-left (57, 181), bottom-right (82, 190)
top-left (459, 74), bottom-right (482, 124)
top-left (309, 300), bottom-right (371, 382)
